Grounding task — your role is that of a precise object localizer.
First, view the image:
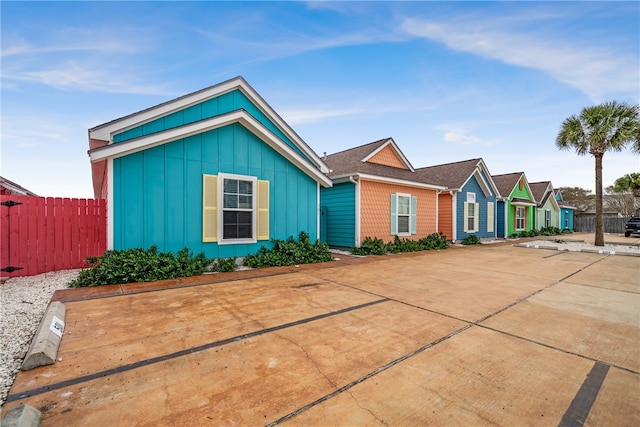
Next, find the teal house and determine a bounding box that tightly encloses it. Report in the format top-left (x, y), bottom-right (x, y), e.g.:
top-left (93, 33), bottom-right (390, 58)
top-left (554, 188), bottom-right (576, 231)
top-left (88, 77), bottom-right (332, 258)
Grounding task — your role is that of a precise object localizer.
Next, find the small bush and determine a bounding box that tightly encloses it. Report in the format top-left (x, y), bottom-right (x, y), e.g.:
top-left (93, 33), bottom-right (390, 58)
top-left (461, 235), bottom-right (481, 245)
top-left (209, 257), bottom-right (238, 272)
top-left (351, 232), bottom-right (448, 255)
top-left (243, 231), bottom-right (333, 268)
top-left (69, 246), bottom-right (209, 288)
top-left (352, 237), bottom-right (387, 255)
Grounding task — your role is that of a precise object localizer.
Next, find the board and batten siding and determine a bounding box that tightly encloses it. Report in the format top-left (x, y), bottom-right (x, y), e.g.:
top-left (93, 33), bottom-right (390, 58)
top-left (456, 175), bottom-right (497, 240)
top-left (112, 89), bottom-right (309, 162)
top-left (112, 123), bottom-right (318, 258)
top-left (320, 182), bottom-right (356, 247)
top-left (506, 183), bottom-right (535, 236)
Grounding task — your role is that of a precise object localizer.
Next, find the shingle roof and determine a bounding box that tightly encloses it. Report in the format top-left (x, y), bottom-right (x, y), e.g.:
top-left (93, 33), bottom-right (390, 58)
top-left (492, 172), bottom-right (524, 197)
top-left (529, 181), bottom-right (552, 203)
top-left (324, 138), bottom-right (390, 177)
top-left (324, 138), bottom-right (444, 187)
top-left (414, 158), bottom-right (482, 189)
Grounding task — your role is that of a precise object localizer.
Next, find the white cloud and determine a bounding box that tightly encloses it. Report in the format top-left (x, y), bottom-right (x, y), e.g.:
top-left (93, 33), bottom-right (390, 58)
top-left (434, 124), bottom-right (500, 147)
top-left (3, 60), bottom-right (172, 95)
top-left (400, 15), bottom-right (639, 102)
top-left (281, 107), bottom-right (364, 125)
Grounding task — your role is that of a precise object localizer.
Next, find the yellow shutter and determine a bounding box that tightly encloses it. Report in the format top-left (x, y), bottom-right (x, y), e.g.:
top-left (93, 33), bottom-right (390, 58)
top-left (463, 201), bottom-right (469, 233)
top-left (202, 174), bottom-right (218, 242)
top-left (487, 202), bottom-right (494, 233)
top-left (257, 180), bottom-right (269, 241)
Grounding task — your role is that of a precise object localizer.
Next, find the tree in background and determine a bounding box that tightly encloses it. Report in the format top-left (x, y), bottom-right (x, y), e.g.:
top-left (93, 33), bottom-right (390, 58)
top-left (556, 186), bottom-right (594, 213)
top-left (614, 172), bottom-right (640, 216)
top-left (556, 101), bottom-right (639, 246)
top-left (604, 185), bottom-right (634, 217)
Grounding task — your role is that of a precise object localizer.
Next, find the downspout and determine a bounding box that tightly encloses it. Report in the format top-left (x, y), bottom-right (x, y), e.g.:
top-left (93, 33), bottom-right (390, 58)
top-left (316, 181), bottom-right (321, 242)
top-left (349, 175), bottom-right (360, 247)
top-left (435, 190), bottom-right (440, 235)
top-left (450, 190), bottom-right (456, 243)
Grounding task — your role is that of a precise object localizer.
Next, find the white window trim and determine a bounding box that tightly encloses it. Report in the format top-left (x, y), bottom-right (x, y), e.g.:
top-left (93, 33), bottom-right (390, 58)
top-left (218, 173), bottom-right (257, 245)
top-left (396, 193), bottom-right (412, 236)
top-left (465, 193), bottom-right (478, 233)
top-left (516, 206), bottom-right (526, 231)
top-left (545, 209), bottom-right (551, 228)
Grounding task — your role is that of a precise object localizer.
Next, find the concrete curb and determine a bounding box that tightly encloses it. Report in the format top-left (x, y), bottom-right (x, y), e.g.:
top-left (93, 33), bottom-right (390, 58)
top-left (21, 301), bottom-right (66, 371)
top-left (581, 248), bottom-right (640, 257)
top-left (514, 243), bottom-right (559, 250)
top-left (1, 404), bottom-right (42, 427)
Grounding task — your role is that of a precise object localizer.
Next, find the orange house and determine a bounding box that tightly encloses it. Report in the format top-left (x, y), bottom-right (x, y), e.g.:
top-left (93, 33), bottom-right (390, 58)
top-left (320, 138), bottom-right (445, 247)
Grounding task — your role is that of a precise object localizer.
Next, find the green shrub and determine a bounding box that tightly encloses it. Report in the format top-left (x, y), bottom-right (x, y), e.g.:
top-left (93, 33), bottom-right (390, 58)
top-left (461, 235), bottom-right (481, 245)
top-left (69, 246), bottom-right (210, 288)
top-left (243, 231), bottom-right (333, 268)
top-left (209, 257), bottom-right (238, 272)
top-left (351, 237), bottom-right (387, 255)
top-left (351, 232), bottom-right (448, 255)
top-left (417, 232), bottom-right (449, 250)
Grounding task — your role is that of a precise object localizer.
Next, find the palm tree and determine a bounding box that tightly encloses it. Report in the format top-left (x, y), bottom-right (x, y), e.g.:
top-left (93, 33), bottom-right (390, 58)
top-left (614, 172), bottom-right (640, 216)
top-left (556, 101), bottom-right (640, 246)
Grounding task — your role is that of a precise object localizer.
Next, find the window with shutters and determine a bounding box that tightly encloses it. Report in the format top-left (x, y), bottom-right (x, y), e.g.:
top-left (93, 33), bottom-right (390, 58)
top-left (202, 173), bottom-right (269, 244)
top-left (390, 193), bottom-right (417, 236)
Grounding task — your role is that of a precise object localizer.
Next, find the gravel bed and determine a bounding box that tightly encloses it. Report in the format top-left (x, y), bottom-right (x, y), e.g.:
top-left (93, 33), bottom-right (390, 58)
top-left (519, 239), bottom-right (640, 254)
top-left (0, 269), bottom-right (79, 410)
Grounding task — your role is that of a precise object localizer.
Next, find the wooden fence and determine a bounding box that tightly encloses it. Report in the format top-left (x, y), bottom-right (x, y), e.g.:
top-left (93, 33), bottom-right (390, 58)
top-left (1, 195), bottom-right (106, 278)
top-left (573, 216), bottom-right (628, 234)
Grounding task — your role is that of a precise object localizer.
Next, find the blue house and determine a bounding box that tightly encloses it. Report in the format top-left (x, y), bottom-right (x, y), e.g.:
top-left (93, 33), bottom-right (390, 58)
top-left (554, 188), bottom-right (576, 231)
top-left (88, 76), bottom-right (332, 258)
top-left (416, 158), bottom-right (501, 242)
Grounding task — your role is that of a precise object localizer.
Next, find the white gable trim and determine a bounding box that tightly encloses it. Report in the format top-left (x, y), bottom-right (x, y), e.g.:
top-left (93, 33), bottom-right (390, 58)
top-left (89, 76), bottom-right (329, 174)
top-left (360, 138), bottom-right (415, 172)
top-left (342, 173), bottom-right (446, 191)
top-left (89, 110), bottom-right (333, 188)
top-left (508, 173), bottom-right (536, 203)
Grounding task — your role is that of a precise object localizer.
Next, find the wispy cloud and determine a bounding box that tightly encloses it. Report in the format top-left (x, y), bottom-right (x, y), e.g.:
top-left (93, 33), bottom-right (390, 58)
top-left (434, 124), bottom-right (501, 147)
top-left (400, 12), bottom-right (639, 102)
top-left (2, 60), bottom-right (173, 95)
top-left (281, 107), bottom-right (364, 125)
top-left (1, 27), bottom-right (173, 95)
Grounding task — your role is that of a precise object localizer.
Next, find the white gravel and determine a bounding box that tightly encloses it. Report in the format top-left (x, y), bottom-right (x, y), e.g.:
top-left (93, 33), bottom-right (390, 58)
top-left (0, 269), bottom-right (79, 410)
top-left (519, 239), bottom-right (640, 255)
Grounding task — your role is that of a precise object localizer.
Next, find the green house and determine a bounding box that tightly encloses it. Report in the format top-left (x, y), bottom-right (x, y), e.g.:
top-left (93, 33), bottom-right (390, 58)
top-left (493, 172), bottom-right (537, 237)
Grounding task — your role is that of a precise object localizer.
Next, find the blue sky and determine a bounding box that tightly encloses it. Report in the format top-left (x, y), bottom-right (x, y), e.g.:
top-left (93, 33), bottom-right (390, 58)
top-left (2, 1), bottom-right (639, 198)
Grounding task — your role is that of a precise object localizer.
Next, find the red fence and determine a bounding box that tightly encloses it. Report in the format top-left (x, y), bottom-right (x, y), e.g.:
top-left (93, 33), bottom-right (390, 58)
top-left (0, 195), bottom-right (106, 278)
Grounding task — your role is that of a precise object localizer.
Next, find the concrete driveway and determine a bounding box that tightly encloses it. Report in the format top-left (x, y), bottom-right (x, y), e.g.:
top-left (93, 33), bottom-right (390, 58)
top-left (3, 239), bottom-right (639, 426)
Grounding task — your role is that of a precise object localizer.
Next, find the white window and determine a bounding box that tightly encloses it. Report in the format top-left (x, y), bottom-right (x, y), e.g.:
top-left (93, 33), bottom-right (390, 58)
top-left (516, 206), bottom-right (526, 230)
top-left (564, 211), bottom-right (569, 228)
top-left (391, 193), bottom-right (417, 236)
top-left (221, 174), bottom-right (256, 241)
top-left (202, 173), bottom-right (269, 244)
top-left (545, 209), bottom-right (551, 228)
top-left (463, 192), bottom-right (479, 233)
